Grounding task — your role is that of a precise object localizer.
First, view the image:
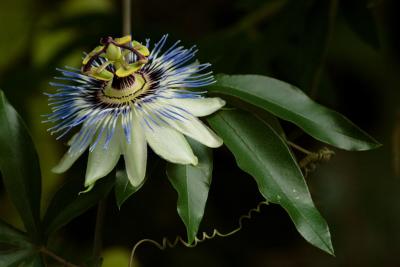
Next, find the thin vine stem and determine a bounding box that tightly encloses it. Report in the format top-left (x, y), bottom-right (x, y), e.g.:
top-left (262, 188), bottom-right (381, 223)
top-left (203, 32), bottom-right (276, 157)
top-left (123, 0), bottom-right (132, 36)
top-left (92, 198), bottom-right (107, 266)
top-left (287, 140), bottom-right (313, 155)
top-left (129, 201), bottom-right (269, 267)
top-left (40, 246), bottom-right (81, 267)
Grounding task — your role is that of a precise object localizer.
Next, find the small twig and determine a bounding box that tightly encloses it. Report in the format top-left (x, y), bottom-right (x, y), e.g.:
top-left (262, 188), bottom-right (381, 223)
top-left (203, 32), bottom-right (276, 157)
top-left (287, 140), bottom-right (313, 155)
top-left (39, 246), bottom-right (81, 267)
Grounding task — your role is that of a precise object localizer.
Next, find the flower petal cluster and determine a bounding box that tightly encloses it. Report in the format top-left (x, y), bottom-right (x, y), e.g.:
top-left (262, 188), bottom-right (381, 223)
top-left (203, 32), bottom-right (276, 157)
top-left (45, 35), bottom-right (225, 189)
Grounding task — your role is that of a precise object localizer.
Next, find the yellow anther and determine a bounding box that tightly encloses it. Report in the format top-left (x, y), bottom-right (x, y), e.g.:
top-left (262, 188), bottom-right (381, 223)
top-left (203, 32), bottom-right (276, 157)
top-left (83, 45), bottom-right (105, 65)
top-left (115, 35), bottom-right (132, 45)
top-left (132, 41), bottom-right (150, 57)
top-left (115, 62), bottom-right (144, 77)
top-left (87, 67), bottom-right (114, 81)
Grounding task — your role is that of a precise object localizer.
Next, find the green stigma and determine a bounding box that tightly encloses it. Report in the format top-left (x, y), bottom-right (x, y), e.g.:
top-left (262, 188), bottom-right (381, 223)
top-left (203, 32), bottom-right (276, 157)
top-left (81, 35), bottom-right (150, 81)
top-left (82, 35), bottom-right (152, 104)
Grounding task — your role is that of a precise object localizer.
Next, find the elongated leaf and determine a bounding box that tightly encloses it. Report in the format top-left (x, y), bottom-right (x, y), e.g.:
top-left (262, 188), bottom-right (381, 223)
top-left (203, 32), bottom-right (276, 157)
top-left (166, 139), bottom-right (213, 244)
top-left (0, 90), bottom-right (42, 242)
top-left (208, 110), bottom-right (334, 254)
top-left (0, 220), bottom-right (31, 248)
top-left (43, 174), bottom-right (114, 237)
top-left (115, 169), bottom-right (144, 209)
top-left (0, 220), bottom-right (36, 267)
top-left (208, 75), bottom-right (380, 151)
top-left (0, 249), bottom-right (35, 267)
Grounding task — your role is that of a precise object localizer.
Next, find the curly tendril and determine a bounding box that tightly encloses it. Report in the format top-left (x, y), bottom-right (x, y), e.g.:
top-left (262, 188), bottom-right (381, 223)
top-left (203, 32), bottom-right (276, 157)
top-left (129, 200), bottom-right (269, 267)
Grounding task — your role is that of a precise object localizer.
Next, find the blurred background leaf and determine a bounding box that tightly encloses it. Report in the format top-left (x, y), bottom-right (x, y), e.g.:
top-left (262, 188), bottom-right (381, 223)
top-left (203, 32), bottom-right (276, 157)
top-left (43, 174), bottom-right (114, 238)
top-left (0, 91), bottom-right (42, 243)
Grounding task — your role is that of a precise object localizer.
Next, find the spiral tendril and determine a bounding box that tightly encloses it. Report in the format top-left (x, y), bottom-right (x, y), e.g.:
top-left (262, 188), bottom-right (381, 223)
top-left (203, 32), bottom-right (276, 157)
top-left (129, 200), bottom-right (269, 267)
top-left (300, 147), bottom-right (335, 177)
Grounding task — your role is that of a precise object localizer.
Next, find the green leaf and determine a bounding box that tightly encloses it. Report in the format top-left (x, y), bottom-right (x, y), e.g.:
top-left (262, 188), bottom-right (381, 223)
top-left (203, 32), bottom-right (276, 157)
top-left (0, 220), bottom-right (37, 267)
top-left (43, 174), bottom-right (114, 237)
top-left (0, 90), bottom-right (42, 242)
top-left (166, 139), bottom-right (213, 244)
top-left (0, 220), bottom-right (31, 248)
top-left (0, 249), bottom-right (36, 267)
top-left (208, 74), bottom-right (380, 151)
top-left (115, 169), bottom-right (144, 209)
top-left (208, 110), bottom-right (334, 255)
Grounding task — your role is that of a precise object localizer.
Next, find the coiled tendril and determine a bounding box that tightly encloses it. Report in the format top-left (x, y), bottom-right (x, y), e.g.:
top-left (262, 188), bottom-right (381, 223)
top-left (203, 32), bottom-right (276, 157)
top-left (129, 200), bottom-right (269, 267)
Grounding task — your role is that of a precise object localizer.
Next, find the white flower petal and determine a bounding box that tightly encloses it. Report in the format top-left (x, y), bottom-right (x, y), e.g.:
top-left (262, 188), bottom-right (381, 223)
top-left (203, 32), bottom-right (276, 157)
top-left (52, 135), bottom-right (89, 174)
top-left (168, 115), bottom-right (223, 148)
top-left (122, 114), bottom-right (147, 187)
top-left (144, 123), bottom-right (198, 165)
top-left (85, 130), bottom-right (121, 187)
top-left (165, 97), bottom-right (225, 117)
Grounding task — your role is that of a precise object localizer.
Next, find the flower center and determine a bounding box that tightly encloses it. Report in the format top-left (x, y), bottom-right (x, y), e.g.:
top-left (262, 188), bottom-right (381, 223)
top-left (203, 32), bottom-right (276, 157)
top-left (99, 72), bottom-right (151, 104)
top-left (81, 35), bottom-right (152, 104)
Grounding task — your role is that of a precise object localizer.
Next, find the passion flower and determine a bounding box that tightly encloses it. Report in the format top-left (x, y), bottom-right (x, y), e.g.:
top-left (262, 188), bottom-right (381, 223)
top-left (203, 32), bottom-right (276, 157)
top-left (45, 35), bottom-right (225, 190)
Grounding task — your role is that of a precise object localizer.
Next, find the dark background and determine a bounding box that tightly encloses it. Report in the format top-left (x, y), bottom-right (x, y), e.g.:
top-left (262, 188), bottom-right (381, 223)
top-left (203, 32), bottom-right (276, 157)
top-left (0, 0), bottom-right (399, 266)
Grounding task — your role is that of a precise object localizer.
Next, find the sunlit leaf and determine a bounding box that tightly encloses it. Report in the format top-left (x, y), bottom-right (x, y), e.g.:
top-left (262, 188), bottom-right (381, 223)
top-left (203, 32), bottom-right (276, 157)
top-left (208, 74), bottom-right (380, 151)
top-left (0, 90), bottom-right (42, 242)
top-left (43, 174), bottom-right (114, 237)
top-left (208, 109), bottom-right (334, 255)
top-left (166, 139), bottom-right (213, 244)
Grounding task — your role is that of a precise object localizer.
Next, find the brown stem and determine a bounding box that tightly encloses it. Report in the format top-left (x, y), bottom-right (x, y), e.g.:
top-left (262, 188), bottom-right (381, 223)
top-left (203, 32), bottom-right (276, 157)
top-left (39, 247), bottom-right (81, 267)
top-left (287, 140), bottom-right (313, 155)
top-left (123, 0), bottom-right (132, 36)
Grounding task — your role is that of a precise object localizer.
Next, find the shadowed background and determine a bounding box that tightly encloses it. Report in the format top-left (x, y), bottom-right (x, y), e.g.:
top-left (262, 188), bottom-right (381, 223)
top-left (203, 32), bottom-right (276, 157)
top-left (0, 0), bottom-right (399, 266)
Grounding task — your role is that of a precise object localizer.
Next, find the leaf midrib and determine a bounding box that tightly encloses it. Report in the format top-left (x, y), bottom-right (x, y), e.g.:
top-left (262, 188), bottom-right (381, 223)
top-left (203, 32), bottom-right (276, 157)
top-left (0, 97), bottom-right (38, 235)
top-left (211, 83), bottom-right (372, 146)
top-left (216, 113), bottom-right (332, 252)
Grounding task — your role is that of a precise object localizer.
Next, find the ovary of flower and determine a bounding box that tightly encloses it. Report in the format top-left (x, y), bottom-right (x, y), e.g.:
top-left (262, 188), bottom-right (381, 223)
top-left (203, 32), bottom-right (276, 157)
top-left (45, 35), bottom-right (225, 191)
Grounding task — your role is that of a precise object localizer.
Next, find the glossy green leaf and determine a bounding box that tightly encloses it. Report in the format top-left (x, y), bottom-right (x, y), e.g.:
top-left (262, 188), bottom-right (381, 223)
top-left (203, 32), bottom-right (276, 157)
top-left (208, 110), bottom-right (334, 255)
top-left (166, 139), bottom-right (213, 244)
top-left (43, 174), bottom-right (114, 237)
top-left (0, 90), bottom-right (42, 242)
top-left (115, 169), bottom-right (144, 209)
top-left (208, 75), bottom-right (380, 151)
